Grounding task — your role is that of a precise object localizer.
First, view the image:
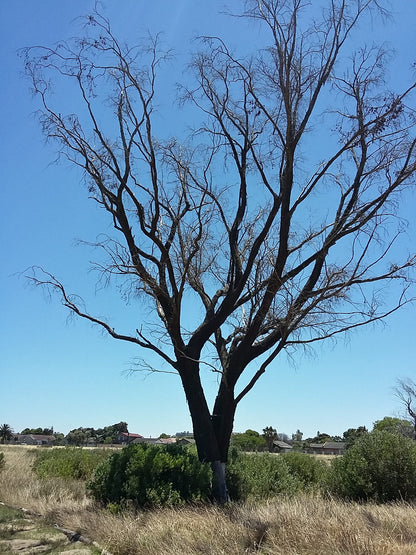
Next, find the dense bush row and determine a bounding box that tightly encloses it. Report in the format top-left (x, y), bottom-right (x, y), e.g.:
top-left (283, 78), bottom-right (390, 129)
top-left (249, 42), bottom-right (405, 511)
top-left (226, 448), bottom-right (327, 501)
top-left (27, 430), bottom-right (416, 508)
top-left (327, 430), bottom-right (416, 502)
top-left (87, 443), bottom-right (212, 508)
top-left (33, 447), bottom-right (111, 480)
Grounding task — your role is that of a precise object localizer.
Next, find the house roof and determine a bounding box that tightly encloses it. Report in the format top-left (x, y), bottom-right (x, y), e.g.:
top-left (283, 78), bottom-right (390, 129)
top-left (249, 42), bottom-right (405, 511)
top-left (16, 434), bottom-right (55, 442)
top-left (323, 442), bottom-right (346, 449)
top-left (119, 432), bottom-right (143, 438)
top-left (157, 437), bottom-right (177, 444)
top-left (132, 437), bottom-right (178, 445)
top-left (308, 442), bottom-right (346, 449)
top-left (132, 437), bottom-right (156, 444)
top-left (176, 437), bottom-right (196, 444)
top-left (273, 440), bottom-right (293, 449)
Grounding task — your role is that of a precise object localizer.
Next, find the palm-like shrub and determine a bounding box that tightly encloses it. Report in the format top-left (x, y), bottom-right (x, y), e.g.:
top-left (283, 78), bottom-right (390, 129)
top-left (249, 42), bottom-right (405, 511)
top-left (0, 424), bottom-right (13, 444)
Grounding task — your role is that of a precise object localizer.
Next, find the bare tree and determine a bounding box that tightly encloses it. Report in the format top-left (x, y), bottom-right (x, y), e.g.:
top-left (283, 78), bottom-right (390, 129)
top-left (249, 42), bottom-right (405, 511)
top-left (22, 0), bottom-right (416, 501)
top-left (395, 379), bottom-right (416, 438)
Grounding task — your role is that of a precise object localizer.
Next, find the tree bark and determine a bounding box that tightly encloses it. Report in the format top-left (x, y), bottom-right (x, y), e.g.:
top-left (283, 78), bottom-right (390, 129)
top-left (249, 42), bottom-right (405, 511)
top-left (179, 360), bottom-right (235, 503)
top-left (179, 360), bottom-right (220, 462)
top-left (211, 381), bottom-right (237, 461)
top-left (210, 460), bottom-right (230, 504)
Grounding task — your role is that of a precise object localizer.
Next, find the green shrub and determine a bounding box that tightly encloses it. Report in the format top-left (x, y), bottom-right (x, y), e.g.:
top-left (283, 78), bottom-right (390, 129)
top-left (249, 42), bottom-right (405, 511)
top-left (87, 443), bottom-right (212, 509)
top-left (226, 448), bottom-right (302, 501)
top-left (281, 451), bottom-right (328, 490)
top-left (33, 447), bottom-right (111, 480)
top-left (326, 430), bottom-right (416, 502)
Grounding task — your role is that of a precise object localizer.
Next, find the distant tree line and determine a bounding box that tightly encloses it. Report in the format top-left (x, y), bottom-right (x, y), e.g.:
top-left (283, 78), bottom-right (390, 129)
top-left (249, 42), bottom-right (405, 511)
top-left (230, 416), bottom-right (416, 453)
top-left (1, 422), bottom-right (130, 446)
top-left (2, 413), bottom-right (415, 449)
top-left (21, 427), bottom-right (54, 435)
top-left (64, 421), bottom-right (129, 446)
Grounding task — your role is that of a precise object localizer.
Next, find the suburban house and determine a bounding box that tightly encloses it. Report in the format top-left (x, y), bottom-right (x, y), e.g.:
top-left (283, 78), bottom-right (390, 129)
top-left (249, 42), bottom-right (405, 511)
top-left (176, 437), bottom-right (196, 446)
top-left (306, 441), bottom-right (346, 455)
top-left (157, 437), bottom-right (177, 445)
top-left (133, 437), bottom-right (177, 445)
top-left (273, 440), bottom-right (293, 453)
top-left (115, 432), bottom-right (143, 445)
top-left (12, 434), bottom-right (56, 446)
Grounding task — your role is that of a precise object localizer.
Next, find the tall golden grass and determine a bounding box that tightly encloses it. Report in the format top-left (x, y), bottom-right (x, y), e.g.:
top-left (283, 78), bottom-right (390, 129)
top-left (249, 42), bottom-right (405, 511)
top-left (1, 445), bottom-right (416, 554)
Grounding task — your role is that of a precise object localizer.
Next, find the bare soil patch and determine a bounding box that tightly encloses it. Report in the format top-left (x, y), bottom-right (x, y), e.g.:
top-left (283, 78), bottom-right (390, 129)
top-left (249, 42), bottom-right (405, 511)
top-left (0, 503), bottom-right (100, 554)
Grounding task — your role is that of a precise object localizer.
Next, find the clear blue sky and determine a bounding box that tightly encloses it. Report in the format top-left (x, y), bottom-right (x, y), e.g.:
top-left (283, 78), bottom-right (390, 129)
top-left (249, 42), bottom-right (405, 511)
top-left (1, 1), bottom-right (415, 439)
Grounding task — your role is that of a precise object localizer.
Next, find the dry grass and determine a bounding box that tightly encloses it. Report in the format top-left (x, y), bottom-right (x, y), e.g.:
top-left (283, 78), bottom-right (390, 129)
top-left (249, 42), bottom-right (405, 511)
top-left (1, 445), bottom-right (416, 554)
top-left (230, 497), bottom-right (416, 554)
top-left (0, 446), bottom-right (89, 514)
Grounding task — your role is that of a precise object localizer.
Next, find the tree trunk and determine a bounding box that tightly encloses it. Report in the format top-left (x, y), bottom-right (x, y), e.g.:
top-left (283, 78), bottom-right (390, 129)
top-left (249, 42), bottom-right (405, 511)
top-left (179, 360), bottom-right (236, 503)
top-left (210, 460), bottom-right (230, 504)
top-left (211, 380), bottom-right (237, 461)
top-left (179, 360), bottom-right (220, 462)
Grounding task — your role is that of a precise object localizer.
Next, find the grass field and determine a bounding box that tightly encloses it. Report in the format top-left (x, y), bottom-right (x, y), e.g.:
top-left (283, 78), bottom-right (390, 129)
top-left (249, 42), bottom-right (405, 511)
top-left (1, 445), bottom-right (416, 554)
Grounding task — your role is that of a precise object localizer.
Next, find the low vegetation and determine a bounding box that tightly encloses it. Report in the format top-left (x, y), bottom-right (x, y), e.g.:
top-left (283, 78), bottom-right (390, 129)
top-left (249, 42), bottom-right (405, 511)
top-left (2, 435), bottom-right (416, 554)
top-left (87, 443), bottom-right (212, 508)
top-left (33, 446), bottom-right (112, 480)
top-left (226, 448), bottom-right (327, 501)
top-left (327, 430), bottom-right (416, 502)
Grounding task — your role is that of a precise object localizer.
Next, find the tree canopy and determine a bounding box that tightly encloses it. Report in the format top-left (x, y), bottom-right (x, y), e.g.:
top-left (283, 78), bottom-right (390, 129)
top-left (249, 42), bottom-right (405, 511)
top-left (373, 416), bottom-right (414, 438)
top-left (21, 428), bottom-right (53, 435)
top-left (232, 429), bottom-right (267, 451)
top-left (66, 422), bottom-right (129, 445)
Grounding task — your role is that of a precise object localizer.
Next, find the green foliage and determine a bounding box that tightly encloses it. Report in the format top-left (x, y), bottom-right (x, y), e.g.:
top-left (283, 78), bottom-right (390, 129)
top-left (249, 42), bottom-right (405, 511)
top-left (226, 448), bottom-right (307, 501)
top-left (305, 432), bottom-right (332, 444)
top-left (372, 416), bottom-right (414, 438)
top-left (281, 451), bottom-right (327, 489)
top-left (33, 447), bottom-right (111, 480)
top-left (87, 443), bottom-right (212, 509)
top-left (327, 430), bottom-right (416, 502)
top-left (0, 505), bottom-right (23, 523)
top-left (21, 427), bottom-right (53, 435)
top-left (231, 429), bottom-right (267, 452)
top-left (0, 452), bottom-right (5, 471)
top-left (65, 429), bottom-right (90, 446)
top-left (66, 421), bottom-right (129, 445)
top-left (0, 424), bottom-right (13, 444)
top-left (342, 426), bottom-right (368, 449)
top-left (292, 429), bottom-right (303, 442)
top-left (262, 426), bottom-right (278, 452)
